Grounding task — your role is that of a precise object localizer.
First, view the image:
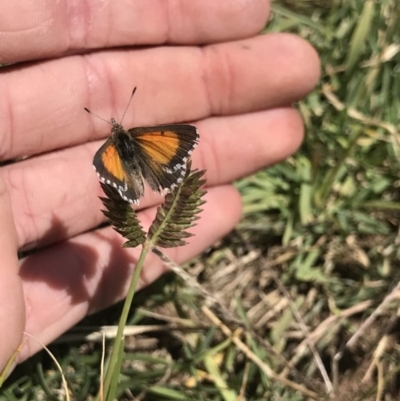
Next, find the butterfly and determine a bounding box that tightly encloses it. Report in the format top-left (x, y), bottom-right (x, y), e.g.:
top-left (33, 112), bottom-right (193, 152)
top-left (88, 88), bottom-right (199, 204)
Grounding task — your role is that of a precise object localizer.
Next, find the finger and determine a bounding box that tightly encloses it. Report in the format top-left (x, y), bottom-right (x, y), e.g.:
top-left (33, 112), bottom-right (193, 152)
top-left (0, 34), bottom-right (319, 160)
top-left (0, 174), bottom-right (25, 372)
top-left (16, 184), bottom-right (241, 363)
top-left (6, 107), bottom-right (302, 250)
top-left (0, 0), bottom-right (270, 64)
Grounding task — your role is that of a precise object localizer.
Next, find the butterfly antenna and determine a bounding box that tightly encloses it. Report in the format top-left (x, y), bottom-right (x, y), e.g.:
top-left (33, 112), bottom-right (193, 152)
top-left (84, 108), bottom-right (113, 126)
top-left (120, 87), bottom-right (137, 124)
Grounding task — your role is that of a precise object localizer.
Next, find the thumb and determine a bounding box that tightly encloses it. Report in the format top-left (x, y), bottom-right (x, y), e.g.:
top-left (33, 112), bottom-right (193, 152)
top-left (0, 172), bottom-right (25, 374)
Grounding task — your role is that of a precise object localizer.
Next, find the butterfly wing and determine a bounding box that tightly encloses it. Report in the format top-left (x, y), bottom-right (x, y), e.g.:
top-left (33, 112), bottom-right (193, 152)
top-left (93, 138), bottom-right (144, 203)
top-left (129, 124), bottom-right (198, 192)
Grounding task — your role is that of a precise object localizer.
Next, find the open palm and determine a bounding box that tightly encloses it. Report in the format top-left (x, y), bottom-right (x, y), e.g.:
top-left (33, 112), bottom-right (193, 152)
top-left (0, 0), bottom-right (319, 370)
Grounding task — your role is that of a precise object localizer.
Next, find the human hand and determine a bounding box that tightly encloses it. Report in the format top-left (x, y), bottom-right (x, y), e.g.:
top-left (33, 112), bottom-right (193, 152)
top-left (0, 0), bottom-right (320, 371)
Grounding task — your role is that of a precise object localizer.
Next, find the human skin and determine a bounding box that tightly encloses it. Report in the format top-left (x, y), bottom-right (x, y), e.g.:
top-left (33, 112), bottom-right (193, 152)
top-left (0, 0), bottom-right (320, 371)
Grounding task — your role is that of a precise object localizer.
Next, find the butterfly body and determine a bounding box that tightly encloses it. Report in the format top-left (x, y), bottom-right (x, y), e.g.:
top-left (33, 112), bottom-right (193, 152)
top-left (93, 116), bottom-right (199, 204)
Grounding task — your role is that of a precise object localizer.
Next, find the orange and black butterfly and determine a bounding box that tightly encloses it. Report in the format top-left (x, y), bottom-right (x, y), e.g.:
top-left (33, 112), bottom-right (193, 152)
top-left (88, 88), bottom-right (199, 204)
